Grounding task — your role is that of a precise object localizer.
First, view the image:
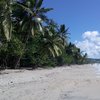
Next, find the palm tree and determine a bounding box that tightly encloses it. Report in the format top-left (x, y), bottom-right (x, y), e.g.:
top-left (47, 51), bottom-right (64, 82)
top-left (0, 0), bottom-right (13, 41)
top-left (66, 42), bottom-right (87, 64)
top-left (12, 0), bottom-right (53, 68)
top-left (15, 0), bottom-right (53, 36)
top-left (38, 24), bottom-right (68, 58)
top-left (24, 22), bottom-right (69, 68)
top-left (58, 24), bottom-right (69, 45)
top-left (0, 0), bottom-right (16, 69)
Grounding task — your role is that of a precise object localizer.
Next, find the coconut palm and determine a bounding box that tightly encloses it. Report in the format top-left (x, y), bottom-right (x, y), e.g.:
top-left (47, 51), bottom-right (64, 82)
top-left (11, 0), bottom-right (53, 68)
top-left (38, 25), bottom-right (67, 58)
top-left (0, 0), bottom-right (15, 69)
top-left (14, 0), bottom-right (53, 37)
top-left (66, 43), bottom-right (87, 64)
top-left (58, 24), bottom-right (69, 45)
top-left (0, 0), bottom-right (14, 41)
top-left (24, 22), bottom-right (69, 68)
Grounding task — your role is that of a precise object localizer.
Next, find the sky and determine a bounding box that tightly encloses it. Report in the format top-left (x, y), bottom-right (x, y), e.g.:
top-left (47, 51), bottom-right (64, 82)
top-left (43, 0), bottom-right (100, 58)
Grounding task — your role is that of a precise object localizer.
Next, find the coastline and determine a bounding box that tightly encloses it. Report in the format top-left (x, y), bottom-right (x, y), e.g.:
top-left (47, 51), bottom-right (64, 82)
top-left (0, 64), bottom-right (100, 100)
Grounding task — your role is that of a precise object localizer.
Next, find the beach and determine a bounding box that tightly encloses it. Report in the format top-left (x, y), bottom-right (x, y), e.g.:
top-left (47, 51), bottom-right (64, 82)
top-left (0, 64), bottom-right (100, 100)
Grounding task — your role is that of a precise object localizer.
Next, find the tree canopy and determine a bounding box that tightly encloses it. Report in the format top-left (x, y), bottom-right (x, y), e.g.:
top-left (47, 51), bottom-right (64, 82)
top-left (0, 0), bottom-right (87, 69)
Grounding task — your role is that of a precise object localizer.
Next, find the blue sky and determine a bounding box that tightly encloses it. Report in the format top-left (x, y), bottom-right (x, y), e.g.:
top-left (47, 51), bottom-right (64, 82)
top-left (43, 0), bottom-right (100, 42)
top-left (43, 0), bottom-right (100, 58)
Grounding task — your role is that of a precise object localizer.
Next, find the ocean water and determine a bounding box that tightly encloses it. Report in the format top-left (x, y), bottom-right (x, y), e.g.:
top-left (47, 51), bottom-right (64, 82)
top-left (92, 63), bottom-right (100, 77)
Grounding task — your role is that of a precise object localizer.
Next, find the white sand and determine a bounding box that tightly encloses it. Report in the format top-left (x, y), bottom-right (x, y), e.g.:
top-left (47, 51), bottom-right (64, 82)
top-left (0, 64), bottom-right (100, 100)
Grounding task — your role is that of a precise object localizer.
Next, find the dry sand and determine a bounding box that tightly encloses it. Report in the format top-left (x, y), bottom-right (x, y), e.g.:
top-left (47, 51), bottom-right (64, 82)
top-left (0, 64), bottom-right (100, 100)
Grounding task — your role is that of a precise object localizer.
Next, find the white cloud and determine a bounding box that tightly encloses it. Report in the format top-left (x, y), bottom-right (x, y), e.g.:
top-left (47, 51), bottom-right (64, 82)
top-left (75, 31), bottom-right (100, 58)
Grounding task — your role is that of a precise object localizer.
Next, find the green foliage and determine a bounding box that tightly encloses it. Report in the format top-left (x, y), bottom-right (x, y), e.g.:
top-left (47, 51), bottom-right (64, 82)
top-left (0, 0), bottom-right (87, 69)
top-left (0, 0), bottom-right (13, 41)
top-left (7, 36), bottom-right (24, 56)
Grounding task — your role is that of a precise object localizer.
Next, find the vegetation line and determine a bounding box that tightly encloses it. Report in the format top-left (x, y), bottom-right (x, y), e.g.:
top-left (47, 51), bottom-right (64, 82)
top-left (0, 0), bottom-right (87, 70)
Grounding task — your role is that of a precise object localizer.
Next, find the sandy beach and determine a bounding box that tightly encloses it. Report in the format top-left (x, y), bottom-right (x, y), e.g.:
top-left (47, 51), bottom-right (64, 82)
top-left (0, 64), bottom-right (100, 100)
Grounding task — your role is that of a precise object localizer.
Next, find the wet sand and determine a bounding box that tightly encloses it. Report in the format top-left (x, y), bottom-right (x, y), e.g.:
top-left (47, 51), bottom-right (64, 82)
top-left (0, 64), bottom-right (100, 100)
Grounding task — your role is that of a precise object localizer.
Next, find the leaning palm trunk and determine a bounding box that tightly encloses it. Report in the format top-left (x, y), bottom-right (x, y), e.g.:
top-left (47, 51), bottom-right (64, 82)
top-left (14, 33), bottom-right (30, 69)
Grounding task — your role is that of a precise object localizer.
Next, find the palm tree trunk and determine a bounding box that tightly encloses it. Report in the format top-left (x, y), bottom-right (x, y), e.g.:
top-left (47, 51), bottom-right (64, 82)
top-left (14, 34), bottom-right (30, 69)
